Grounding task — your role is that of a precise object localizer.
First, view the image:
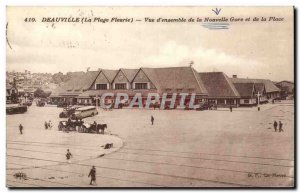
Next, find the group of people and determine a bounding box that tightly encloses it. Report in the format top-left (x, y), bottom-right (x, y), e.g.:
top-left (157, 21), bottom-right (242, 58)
top-left (67, 117), bottom-right (84, 132)
top-left (65, 149), bottom-right (96, 185)
top-left (273, 120), bottom-right (284, 132)
top-left (44, 120), bottom-right (53, 129)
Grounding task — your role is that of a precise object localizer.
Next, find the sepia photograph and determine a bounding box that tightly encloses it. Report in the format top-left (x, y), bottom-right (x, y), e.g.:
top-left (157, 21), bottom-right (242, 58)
top-left (6, 6), bottom-right (294, 188)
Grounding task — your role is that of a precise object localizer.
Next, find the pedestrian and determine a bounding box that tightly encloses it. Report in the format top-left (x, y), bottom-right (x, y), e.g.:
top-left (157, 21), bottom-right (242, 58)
top-left (44, 121), bottom-right (48, 130)
top-left (151, 115), bottom-right (154, 125)
top-left (229, 106), bottom-right (232, 112)
top-left (273, 121), bottom-right (278, 132)
top-left (79, 118), bottom-right (83, 132)
top-left (88, 166), bottom-right (96, 185)
top-left (279, 121), bottom-right (284, 132)
top-left (67, 118), bottom-right (72, 131)
top-left (19, 124), bottom-right (23, 135)
top-left (66, 149), bottom-right (73, 162)
top-left (48, 120), bottom-right (53, 129)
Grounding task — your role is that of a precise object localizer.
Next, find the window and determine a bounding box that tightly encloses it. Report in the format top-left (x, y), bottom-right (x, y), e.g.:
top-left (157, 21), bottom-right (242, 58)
top-left (244, 99), bottom-right (249, 104)
top-left (115, 83), bottom-right (127, 90)
top-left (135, 83), bottom-right (148, 90)
top-left (96, 84), bottom-right (108, 90)
top-left (208, 99), bottom-right (215, 103)
top-left (227, 99), bottom-right (234, 104)
top-left (218, 99), bottom-right (225, 104)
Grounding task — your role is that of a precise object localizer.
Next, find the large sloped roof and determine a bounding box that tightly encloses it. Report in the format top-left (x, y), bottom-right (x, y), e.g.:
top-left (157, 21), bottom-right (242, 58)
top-left (254, 83), bottom-right (265, 93)
top-left (51, 71), bottom-right (100, 96)
top-left (233, 83), bottom-right (255, 97)
top-left (101, 70), bottom-right (119, 83)
top-left (275, 80), bottom-right (294, 86)
top-left (121, 68), bottom-right (139, 82)
top-left (231, 78), bottom-right (280, 93)
top-left (199, 72), bottom-right (240, 98)
top-left (141, 67), bottom-right (208, 95)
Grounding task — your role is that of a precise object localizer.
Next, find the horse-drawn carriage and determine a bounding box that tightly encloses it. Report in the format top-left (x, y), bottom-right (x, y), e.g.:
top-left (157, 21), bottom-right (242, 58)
top-left (58, 119), bottom-right (83, 132)
top-left (81, 123), bottom-right (107, 134)
top-left (58, 120), bottom-right (107, 134)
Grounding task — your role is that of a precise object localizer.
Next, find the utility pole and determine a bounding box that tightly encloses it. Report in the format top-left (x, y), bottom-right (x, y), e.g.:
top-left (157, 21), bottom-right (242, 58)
top-left (256, 91), bottom-right (261, 106)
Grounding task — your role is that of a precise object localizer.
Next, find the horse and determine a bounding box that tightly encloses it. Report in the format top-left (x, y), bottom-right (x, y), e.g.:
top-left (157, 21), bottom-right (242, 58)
top-left (96, 124), bottom-right (107, 134)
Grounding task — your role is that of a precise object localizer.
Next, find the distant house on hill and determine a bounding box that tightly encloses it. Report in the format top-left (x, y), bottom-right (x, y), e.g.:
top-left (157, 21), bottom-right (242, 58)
top-left (6, 83), bottom-right (18, 102)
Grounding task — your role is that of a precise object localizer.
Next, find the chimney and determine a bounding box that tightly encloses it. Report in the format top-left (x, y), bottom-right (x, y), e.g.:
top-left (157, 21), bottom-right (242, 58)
top-left (232, 75), bottom-right (237, 78)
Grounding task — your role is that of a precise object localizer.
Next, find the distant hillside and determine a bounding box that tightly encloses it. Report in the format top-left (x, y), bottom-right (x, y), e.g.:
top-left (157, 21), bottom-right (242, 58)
top-left (52, 71), bottom-right (85, 85)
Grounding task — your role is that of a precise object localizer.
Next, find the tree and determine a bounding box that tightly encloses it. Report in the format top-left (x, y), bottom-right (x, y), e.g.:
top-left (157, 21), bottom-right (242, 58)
top-left (34, 88), bottom-right (50, 98)
top-left (11, 92), bottom-right (19, 103)
top-left (52, 72), bottom-right (64, 84)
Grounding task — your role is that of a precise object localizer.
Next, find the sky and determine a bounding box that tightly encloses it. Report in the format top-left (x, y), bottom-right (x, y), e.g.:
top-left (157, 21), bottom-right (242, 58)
top-left (6, 7), bottom-right (294, 81)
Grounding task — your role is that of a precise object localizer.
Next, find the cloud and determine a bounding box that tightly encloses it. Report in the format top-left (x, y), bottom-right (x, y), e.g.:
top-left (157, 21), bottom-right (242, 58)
top-left (142, 41), bottom-right (271, 79)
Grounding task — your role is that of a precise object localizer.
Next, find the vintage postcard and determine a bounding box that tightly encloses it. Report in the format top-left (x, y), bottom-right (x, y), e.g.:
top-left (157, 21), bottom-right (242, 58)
top-left (6, 6), bottom-right (294, 188)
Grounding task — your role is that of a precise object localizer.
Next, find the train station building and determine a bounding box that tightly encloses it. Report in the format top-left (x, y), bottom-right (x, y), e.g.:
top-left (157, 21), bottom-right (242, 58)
top-left (50, 66), bottom-right (280, 109)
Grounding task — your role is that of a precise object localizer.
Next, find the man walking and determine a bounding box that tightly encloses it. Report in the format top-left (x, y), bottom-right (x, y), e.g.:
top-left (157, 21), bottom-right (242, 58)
top-left (151, 115), bottom-right (154, 125)
top-left (19, 124), bottom-right (23, 135)
top-left (273, 121), bottom-right (278, 132)
top-left (88, 166), bottom-right (96, 185)
top-left (48, 120), bottom-right (53, 129)
top-left (66, 149), bottom-right (73, 163)
top-left (279, 121), bottom-right (284, 132)
top-left (44, 121), bottom-right (48, 130)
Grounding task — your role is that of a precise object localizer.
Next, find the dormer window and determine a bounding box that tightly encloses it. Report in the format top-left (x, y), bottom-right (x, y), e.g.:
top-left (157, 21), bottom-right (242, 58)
top-left (134, 83), bottom-right (148, 90)
top-left (96, 84), bottom-right (108, 90)
top-left (115, 83), bottom-right (127, 90)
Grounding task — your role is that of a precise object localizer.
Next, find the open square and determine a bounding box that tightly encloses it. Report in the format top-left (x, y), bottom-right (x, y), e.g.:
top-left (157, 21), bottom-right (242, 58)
top-left (6, 102), bottom-right (294, 187)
